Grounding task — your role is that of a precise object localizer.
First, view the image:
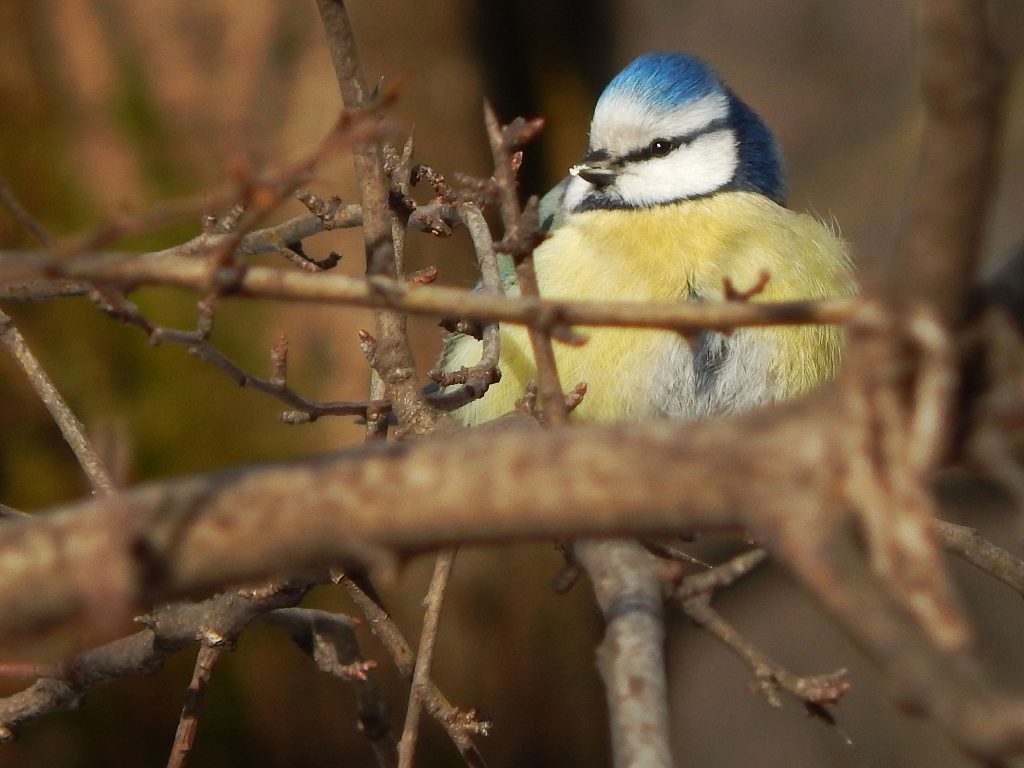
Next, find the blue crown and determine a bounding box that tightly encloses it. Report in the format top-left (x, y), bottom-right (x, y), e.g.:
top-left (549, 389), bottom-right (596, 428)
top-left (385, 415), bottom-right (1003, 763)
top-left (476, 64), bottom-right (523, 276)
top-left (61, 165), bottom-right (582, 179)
top-left (601, 52), bottom-right (722, 108)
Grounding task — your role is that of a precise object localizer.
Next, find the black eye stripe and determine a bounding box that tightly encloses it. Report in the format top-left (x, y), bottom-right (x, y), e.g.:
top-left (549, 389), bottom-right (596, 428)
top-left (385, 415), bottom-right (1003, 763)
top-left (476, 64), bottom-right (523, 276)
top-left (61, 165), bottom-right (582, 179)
top-left (581, 148), bottom-right (611, 163)
top-left (622, 117), bottom-right (731, 163)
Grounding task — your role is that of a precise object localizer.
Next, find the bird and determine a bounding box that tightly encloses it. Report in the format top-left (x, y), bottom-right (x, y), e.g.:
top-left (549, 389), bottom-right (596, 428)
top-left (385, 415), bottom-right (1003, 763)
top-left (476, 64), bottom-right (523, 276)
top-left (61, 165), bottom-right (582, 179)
top-left (440, 51), bottom-right (854, 426)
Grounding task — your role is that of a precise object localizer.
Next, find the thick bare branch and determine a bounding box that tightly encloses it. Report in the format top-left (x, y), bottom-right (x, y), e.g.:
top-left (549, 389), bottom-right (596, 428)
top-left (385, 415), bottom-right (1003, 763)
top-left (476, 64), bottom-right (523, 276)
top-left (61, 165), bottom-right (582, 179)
top-left (576, 540), bottom-right (673, 768)
top-left (891, 0), bottom-right (1006, 323)
top-left (0, 391), bottom-right (925, 634)
top-left (3, 363), bottom-right (1021, 763)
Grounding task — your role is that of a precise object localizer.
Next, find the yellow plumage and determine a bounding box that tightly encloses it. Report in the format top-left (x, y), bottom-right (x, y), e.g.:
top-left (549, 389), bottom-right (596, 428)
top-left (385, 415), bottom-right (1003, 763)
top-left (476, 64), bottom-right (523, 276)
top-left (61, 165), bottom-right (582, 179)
top-left (443, 190), bottom-right (853, 426)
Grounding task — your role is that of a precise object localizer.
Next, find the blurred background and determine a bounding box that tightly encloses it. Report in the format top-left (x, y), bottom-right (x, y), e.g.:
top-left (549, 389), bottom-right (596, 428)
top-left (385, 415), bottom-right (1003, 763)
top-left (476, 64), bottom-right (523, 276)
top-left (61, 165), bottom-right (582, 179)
top-left (0, 1), bottom-right (1023, 766)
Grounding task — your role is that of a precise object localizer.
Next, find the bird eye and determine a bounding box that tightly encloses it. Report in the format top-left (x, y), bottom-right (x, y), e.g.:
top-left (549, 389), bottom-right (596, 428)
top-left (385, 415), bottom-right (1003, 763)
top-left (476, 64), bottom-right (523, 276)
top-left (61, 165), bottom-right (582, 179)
top-left (649, 138), bottom-right (674, 158)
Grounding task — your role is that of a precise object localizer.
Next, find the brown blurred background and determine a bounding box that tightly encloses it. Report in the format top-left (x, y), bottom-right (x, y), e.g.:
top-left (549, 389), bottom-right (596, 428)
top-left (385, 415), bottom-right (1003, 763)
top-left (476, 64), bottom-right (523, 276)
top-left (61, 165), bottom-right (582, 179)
top-left (0, 1), bottom-right (1023, 767)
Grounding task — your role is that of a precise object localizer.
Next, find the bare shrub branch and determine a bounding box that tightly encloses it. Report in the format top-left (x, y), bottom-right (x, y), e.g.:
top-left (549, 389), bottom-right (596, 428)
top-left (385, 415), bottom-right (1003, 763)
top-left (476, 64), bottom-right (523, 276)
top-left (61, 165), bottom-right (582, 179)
top-left (0, 581), bottom-right (312, 740)
top-left (340, 576), bottom-right (491, 767)
top-left (576, 540), bottom-right (673, 768)
top-left (673, 549), bottom-right (851, 709)
top-left (165, 644), bottom-right (224, 768)
top-left (0, 250), bottom-right (857, 334)
top-left (0, 312), bottom-right (116, 494)
top-left (397, 550), bottom-right (457, 768)
top-left (892, 0), bottom-right (1006, 323)
top-left (0, 0), bottom-right (1017, 765)
top-left (259, 608), bottom-right (398, 768)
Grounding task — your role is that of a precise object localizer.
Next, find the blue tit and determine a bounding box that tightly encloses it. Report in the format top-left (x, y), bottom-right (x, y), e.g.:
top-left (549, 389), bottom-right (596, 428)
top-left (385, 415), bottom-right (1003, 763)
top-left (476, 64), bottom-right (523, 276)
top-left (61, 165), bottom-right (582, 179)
top-left (441, 52), bottom-right (854, 426)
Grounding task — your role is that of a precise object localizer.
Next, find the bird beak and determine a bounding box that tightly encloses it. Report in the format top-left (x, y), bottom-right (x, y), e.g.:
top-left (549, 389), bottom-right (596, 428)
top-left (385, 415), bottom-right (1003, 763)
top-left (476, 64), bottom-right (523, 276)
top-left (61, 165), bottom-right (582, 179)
top-left (570, 156), bottom-right (618, 187)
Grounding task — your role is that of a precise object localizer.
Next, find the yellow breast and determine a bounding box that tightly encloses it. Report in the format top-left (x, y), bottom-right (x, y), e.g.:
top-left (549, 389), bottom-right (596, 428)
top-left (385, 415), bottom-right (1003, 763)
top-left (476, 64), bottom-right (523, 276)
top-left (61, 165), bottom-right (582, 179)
top-left (444, 191), bottom-right (853, 425)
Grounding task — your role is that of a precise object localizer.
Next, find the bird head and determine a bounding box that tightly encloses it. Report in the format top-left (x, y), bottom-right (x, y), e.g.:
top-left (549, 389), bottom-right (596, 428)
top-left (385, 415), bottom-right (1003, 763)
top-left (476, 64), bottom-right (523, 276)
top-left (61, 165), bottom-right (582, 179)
top-left (563, 52), bottom-right (786, 212)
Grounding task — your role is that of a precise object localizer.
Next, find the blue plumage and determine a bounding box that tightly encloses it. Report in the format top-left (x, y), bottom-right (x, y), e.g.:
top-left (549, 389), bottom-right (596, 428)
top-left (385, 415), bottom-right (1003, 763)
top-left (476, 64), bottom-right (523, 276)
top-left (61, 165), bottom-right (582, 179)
top-left (599, 52), bottom-right (720, 109)
top-left (726, 92), bottom-right (786, 204)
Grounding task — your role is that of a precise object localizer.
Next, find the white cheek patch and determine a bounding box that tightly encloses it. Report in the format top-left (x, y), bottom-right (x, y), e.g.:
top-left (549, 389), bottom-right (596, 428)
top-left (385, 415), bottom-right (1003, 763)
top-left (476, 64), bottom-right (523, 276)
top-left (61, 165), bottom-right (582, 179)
top-left (615, 130), bottom-right (738, 206)
top-left (590, 92), bottom-right (730, 156)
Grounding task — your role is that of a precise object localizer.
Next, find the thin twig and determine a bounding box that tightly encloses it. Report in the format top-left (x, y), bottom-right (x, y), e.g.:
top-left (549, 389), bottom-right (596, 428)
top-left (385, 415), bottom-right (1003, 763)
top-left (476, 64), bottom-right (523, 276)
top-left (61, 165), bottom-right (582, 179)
top-left (0, 179), bottom-right (54, 248)
top-left (259, 608), bottom-right (398, 768)
top-left (0, 202), bottom-right (462, 304)
top-left (188, 335), bottom-right (390, 424)
top-left (166, 644), bottom-right (225, 768)
top-left (0, 207), bottom-right (353, 302)
top-left (0, 252), bottom-right (858, 334)
top-left (672, 548), bottom-right (768, 600)
top-left (673, 549), bottom-right (851, 708)
top-left (0, 310), bottom-right (115, 494)
top-left (427, 203), bottom-right (502, 411)
top-left (341, 575), bottom-right (416, 675)
top-left (340, 575), bottom-right (491, 768)
top-left (398, 549), bottom-right (457, 768)
top-left (639, 539), bottom-right (712, 570)
top-left (0, 182), bottom-right (116, 494)
top-left (937, 520), bottom-right (1024, 597)
top-left (53, 106), bottom-right (381, 262)
top-left (482, 104), bottom-right (567, 425)
top-left (681, 595), bottom-right (850, 708)
top-left (91, 288), bottom-right (385, 424)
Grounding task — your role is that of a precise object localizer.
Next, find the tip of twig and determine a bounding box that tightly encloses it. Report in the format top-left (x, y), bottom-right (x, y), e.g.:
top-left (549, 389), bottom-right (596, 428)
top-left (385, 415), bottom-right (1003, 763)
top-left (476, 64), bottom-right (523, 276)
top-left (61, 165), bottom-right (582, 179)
top-left (482, 99), bottom-right (498, 125)
top-left (551, 562), bottom-right (583, 593)
top-left (564, 382), bottom-right (588, 413)
top-left (503, 116), bottom-right (545, 150)
top-left (402, 128), bottom-right (416, 158)
top-left (280, 410), bottom-right (315, 425)
top-left (438, 316), bottom-right (484, 339)
top-left (408, 265), bottom-right (438, 284)
top-left (225, 152), bottom-right (255, 191)
top-left (270, 333), bottom-right (289, 384)
top-left (377, 74), bottom-right (407, 106)
top-left (805, 702), bottom-right (845, 735)
top-left (514, 382), bottom-right (540, 419)
top-left (551, 325), bottom-right (588, 346)
top-left (724, 271), bottom-right (771, 302)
